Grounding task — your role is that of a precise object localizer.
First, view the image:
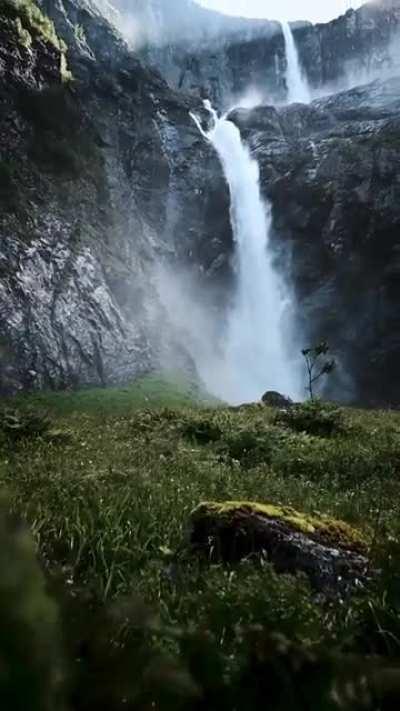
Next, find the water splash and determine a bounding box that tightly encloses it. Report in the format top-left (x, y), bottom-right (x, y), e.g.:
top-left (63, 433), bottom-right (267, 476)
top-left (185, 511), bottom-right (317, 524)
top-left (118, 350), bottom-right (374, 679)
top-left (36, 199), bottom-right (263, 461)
top-left (281, 21), bottom-right (310, 104)
top-left (190, 103), bottom-right (301, 404)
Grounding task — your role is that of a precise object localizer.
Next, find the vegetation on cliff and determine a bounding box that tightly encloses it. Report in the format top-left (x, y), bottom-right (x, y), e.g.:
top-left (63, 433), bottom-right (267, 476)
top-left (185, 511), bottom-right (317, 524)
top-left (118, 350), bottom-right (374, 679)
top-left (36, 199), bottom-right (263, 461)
top-left (4, 0), bottom-right (65, 52)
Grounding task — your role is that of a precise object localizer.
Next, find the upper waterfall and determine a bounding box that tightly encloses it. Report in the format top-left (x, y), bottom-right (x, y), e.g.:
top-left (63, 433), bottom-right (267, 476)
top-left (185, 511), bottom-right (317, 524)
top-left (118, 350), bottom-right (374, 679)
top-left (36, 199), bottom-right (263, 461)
top-left (281, 21), bottom-right (310, 104)
top-left (191, 102), bottom-right (301, 404)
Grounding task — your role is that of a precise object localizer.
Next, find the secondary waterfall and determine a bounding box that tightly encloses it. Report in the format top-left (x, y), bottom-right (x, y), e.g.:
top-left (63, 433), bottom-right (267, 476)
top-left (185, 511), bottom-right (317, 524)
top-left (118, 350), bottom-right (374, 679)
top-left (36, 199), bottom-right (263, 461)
top-left (191, 103), bottom-right (301, 404)
top-left (281, 21), bottom-right (310, 104)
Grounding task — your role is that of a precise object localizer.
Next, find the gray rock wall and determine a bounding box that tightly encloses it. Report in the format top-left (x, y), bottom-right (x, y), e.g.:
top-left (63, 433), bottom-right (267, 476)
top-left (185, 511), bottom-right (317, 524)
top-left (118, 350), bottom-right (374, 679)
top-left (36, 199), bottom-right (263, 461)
top-left (230, 77), bottom-right (400, 404)
top-left (0, 0), bottom-right (232, 393)
top-left (143, 1), bottom-right (400, 109)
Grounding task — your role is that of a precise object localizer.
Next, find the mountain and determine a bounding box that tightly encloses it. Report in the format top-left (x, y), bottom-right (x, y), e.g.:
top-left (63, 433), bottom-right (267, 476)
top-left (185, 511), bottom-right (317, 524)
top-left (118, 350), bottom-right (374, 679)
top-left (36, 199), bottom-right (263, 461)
top-left (142, 0), bottom-right (400, 108)
top-left (1, 0), bottom-right (400, 405)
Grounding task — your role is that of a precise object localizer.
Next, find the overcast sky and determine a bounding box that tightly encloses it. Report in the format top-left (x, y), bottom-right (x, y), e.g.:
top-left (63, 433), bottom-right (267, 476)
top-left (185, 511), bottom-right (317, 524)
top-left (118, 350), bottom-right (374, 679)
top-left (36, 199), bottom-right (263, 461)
top-left (197, 0), bottom-right (366, 23)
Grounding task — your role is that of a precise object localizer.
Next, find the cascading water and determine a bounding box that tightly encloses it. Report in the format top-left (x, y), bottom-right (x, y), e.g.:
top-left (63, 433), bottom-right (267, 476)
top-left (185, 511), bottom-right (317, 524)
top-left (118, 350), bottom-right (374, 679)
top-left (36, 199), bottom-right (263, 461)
top-left (191, 103), bottom-right (301, 404)
top-left (281, 21), bottom-right (310, 104)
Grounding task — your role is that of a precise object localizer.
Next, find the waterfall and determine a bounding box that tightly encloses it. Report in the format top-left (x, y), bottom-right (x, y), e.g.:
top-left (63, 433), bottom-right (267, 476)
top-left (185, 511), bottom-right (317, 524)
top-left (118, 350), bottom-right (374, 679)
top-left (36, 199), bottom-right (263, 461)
top-left (191, 103), bottom-right (301, 404)
top-left (281, 21), bottom-right (310, 104)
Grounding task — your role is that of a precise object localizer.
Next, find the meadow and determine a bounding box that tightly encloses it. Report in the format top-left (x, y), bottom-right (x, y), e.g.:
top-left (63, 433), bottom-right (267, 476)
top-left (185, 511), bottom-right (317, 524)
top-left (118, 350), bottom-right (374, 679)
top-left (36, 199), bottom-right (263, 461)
top-left (1, 374), bottom-right (400, 709)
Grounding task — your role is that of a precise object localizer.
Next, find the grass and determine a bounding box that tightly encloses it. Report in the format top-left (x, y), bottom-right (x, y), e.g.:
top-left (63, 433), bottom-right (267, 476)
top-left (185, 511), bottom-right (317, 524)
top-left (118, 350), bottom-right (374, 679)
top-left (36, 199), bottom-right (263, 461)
top-left (2, 376), bottom-right (400, 707)
top-left (9, 371), bottom-right (220, 416)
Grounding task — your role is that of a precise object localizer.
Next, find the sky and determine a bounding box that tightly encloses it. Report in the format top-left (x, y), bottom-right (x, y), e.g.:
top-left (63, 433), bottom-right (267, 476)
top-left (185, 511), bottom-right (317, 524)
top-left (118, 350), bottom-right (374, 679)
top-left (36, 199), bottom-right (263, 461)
top-left (197, 0), bottom-right (366, 23)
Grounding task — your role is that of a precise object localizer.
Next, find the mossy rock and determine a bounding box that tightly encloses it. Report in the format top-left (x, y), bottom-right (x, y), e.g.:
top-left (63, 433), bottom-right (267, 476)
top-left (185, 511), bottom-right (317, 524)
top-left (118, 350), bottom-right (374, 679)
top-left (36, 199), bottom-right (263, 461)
top-left (189, 501), bottom-right (369, 592)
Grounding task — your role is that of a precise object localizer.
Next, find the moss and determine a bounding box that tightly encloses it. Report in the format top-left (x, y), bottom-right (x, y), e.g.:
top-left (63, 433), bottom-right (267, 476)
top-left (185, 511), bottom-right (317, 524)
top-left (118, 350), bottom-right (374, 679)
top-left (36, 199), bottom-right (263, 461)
top-left (14, 15), bottom-right (32, 48)
top-left (191, 501), bottom-right (368, 553)
top-left (3, 0), bottom-right (62, 50)
top-left (3, 0), bottom-right (71, 80)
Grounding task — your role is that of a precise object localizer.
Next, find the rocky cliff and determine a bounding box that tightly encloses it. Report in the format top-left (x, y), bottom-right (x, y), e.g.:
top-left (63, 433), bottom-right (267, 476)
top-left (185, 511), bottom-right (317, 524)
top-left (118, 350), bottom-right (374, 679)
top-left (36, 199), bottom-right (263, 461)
top-left (143, 0), bottom-right (400, 108)
top-left (0, 0), bottom-right (232, 393)
top-left (2, 0), bottom-right (400, 406)
top-left (230, 76), bottom-right (400, 404)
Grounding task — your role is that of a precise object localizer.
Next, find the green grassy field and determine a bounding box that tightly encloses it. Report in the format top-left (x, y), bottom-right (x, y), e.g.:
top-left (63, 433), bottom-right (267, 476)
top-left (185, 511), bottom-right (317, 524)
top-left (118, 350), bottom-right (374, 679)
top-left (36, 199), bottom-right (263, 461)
top-left (1, 374), bottom-right (400, 708)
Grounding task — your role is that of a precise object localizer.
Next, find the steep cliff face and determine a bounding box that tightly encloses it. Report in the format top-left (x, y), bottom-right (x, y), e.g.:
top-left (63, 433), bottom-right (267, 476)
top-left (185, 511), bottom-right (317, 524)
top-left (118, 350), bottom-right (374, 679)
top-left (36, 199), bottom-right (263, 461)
top-left (230, 77), bottom-right (400, 404)
top-left (0, 0), bottom-right (232, 393)
top-left (3, 0), bottom-right (400, 405)
top-left (143, 0), bottom-right (400, 109)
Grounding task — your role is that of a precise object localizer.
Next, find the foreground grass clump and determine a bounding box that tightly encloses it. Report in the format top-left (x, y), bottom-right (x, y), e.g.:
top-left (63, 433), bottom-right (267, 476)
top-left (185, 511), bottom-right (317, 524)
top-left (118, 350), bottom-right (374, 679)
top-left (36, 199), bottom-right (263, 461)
top-left (1, 377), bottom-right (400, 707)
top-left (275, 400), bottom-right (346, 437)
top-left (0, 406), bottom-right (51, 443)
top-left (0, 502), bottom-right (62, 710)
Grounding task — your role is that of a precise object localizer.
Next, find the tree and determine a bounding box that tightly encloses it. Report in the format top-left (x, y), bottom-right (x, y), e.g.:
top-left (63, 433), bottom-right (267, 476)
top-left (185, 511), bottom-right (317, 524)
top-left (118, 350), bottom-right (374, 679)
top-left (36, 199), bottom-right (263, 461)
top-left (302, 342), bottom-right (336, 400)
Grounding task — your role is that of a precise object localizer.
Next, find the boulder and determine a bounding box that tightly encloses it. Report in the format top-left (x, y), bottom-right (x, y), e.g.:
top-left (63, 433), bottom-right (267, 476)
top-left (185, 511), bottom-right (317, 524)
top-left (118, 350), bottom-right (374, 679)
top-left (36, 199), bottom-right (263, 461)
top-left (189, 501), bottom-right (369, 593)
top-left (261, 391), bottom-right (293, 408)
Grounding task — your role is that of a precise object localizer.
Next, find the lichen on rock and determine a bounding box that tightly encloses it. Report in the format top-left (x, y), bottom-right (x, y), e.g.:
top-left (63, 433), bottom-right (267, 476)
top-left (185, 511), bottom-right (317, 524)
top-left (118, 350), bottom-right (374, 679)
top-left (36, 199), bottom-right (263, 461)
top-left (189, 501), bottom-right (369, 592)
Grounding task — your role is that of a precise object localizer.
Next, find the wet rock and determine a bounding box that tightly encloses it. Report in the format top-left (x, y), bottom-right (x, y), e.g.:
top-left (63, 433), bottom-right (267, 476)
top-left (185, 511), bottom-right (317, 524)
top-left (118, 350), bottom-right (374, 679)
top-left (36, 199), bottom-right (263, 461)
top-left (189, 501), bottom-right (369, 593)
top-left (233, 76), bottom-right (400, 406)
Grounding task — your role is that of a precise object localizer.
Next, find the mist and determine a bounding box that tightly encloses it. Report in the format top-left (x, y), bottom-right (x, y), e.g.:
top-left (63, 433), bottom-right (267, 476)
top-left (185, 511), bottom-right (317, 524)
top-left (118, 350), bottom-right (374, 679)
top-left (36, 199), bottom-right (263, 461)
top-left (90, 0), bottom-right (400, 405)
top-left (94, 0), bottom-right (280, 49)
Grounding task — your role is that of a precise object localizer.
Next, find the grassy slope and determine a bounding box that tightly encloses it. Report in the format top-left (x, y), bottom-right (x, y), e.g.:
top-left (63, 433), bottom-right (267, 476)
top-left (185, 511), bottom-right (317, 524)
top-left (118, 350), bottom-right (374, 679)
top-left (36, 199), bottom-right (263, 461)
top-left (2, 375), bottom-right (400, 664)
top-left (9, 372), bottom-right (220, 416)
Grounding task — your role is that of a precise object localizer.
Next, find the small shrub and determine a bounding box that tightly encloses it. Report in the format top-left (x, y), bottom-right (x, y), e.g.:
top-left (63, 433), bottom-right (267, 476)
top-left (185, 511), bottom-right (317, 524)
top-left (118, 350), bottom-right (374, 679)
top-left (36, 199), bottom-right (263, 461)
top-left (221, 427), bottom-right (275, 467)
top-left (302, 342), bottom-right (336, 400)
top-left (182, 419), bottom-right (222, 445)
top-left (0, 407), bottom-right (51, 442)
top-left (275, 400), bottom-right (345, 438)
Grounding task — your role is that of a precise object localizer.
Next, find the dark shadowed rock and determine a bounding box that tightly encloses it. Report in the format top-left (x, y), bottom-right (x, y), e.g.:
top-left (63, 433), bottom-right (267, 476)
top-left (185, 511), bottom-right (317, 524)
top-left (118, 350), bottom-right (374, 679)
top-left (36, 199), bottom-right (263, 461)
top-left (230, 76), bottom-right (400, 406)
top-left (261, 391), bottom-right (293, 408)
top-left (189, 501), bottom-right (369, 593)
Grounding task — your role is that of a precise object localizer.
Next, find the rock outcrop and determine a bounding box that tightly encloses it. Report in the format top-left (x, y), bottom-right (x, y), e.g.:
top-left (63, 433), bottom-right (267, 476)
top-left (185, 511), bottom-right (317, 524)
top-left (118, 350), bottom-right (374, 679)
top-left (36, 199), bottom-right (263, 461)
top-left (229, 76), bottom-right (400, 404)
top-left (189, 501), bottom-right (369, 593)
top-left (0, 0), bottom-right (232, 392)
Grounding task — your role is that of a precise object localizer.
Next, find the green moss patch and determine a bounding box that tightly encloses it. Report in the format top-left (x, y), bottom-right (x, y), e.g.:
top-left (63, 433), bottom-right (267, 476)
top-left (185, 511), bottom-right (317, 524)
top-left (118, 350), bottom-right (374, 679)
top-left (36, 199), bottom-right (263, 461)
top-left (191, 501), bottom-right (368, 554)
top-left (3, 0), bottom-right (65, 52)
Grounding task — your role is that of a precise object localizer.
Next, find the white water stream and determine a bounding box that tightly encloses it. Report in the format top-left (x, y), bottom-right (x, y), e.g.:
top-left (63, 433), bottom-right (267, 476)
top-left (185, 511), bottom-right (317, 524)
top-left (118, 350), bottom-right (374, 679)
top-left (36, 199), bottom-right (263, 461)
top-left (281, 21), bottom-right (310, 104)
top-left (191, 102), bottom-right (301, 403)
